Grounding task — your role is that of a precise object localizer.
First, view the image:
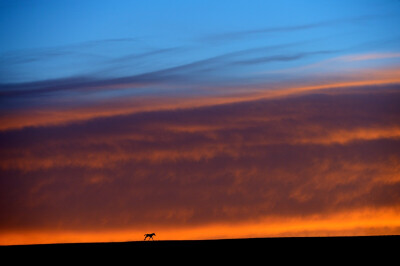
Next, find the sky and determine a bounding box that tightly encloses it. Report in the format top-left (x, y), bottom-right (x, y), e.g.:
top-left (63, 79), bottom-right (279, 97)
top-left (1, 0), bottom-right (400, 245)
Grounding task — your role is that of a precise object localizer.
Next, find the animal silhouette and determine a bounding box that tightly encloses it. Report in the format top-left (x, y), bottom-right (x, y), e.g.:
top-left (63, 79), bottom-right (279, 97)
top-left (144, 233), bottom-right (156, 241)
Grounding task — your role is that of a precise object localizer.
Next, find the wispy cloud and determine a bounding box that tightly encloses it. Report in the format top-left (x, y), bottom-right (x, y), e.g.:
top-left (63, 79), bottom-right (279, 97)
top-left (1, 66), bottom-right (399, 131)
top-left (232, 50), bottom-right (339, 65)
top-left (0, 45), bottom-right (342, 99)
top-left (202, 14), bottom-right (391, 42)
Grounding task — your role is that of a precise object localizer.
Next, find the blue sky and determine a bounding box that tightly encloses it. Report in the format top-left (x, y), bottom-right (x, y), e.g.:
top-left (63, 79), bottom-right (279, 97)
top-left (1, 0), bottom-right (399, 49)
top-left (1, 0), bottom-right (400, 99)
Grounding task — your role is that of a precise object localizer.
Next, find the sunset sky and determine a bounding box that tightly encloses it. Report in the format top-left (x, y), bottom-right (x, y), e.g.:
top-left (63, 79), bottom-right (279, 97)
top-left (1, 0), bottom-right (400, 245)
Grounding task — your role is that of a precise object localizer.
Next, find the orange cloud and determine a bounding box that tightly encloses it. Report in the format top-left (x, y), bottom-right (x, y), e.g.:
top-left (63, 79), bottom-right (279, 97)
top-left (1, 80), bottom-right (400, 245)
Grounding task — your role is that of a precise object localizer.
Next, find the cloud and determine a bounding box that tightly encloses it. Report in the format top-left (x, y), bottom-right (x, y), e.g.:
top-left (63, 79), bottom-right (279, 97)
top-left (202, 14), bottom-right (390, 42)
top-left (232, 50), bottom-right (339, 65)
top-left (1, 85), bottom-right (399, 239)
top-left (0, 37), bottom-right (178, 84)
top-left (0, 42), bottom-right (342, 99)
top-left (1, 66), bottom-right (399, 131)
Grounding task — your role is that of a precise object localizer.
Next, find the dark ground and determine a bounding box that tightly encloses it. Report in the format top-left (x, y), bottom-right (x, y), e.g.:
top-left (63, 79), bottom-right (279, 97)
top-left (1, 235), bottom-right (398, 263)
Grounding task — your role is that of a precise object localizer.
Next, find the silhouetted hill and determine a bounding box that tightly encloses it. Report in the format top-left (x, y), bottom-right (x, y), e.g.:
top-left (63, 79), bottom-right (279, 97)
top-left (2, 235), bottom-right (398, 263)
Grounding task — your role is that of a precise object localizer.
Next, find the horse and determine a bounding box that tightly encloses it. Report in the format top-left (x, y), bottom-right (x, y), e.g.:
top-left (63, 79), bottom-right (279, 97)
top-left (144, 233), bottom-right (156, 241)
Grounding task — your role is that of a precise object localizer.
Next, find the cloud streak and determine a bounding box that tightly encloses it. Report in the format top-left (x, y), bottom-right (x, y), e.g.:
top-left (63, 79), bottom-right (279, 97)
top-left (202, 14), bottom-right (391, 42)
top-left (1, 66), bottom-right (399, 131)
top-left (0, 43), bottom-right (342, 99)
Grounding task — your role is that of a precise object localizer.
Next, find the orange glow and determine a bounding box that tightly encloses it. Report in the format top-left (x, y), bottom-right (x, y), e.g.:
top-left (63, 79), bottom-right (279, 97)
top-left (1, 208), bottom-right (399, 245)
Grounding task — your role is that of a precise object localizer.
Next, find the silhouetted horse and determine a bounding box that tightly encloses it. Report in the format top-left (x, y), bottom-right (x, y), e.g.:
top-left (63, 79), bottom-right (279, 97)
top-left (144, 233), bottom-right (156, 241)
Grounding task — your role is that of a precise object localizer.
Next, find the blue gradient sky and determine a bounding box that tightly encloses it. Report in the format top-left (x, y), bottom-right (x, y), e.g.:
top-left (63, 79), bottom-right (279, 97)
top-left (1, 0), bottom-right (399, 85)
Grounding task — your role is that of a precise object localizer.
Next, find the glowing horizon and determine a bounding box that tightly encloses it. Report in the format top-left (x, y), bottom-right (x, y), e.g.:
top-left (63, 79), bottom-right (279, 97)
top-left (2, 207), bottom-right (400, 245)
